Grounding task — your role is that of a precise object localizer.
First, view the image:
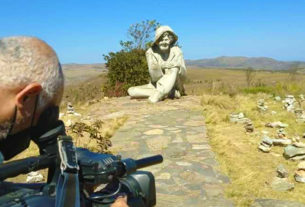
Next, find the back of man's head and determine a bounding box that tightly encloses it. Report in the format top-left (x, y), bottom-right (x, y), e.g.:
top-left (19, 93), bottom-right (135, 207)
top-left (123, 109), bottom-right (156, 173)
top-left (0, 36), bottom-right (64, 111)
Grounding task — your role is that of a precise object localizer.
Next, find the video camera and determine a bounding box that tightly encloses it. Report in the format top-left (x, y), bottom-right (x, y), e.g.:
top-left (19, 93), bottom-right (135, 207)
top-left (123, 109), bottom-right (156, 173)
top-left (0, 107), bottom-right (163, 207)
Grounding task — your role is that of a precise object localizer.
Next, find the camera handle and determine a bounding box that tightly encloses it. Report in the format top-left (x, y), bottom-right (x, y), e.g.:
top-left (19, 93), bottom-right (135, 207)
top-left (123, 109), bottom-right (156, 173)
top-left (55, 136), bottom-right (80, 207)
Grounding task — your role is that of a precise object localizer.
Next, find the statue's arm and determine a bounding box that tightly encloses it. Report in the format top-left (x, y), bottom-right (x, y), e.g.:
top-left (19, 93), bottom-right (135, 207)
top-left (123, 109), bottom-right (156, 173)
top-left (146, 49), bottom-right (163, 82)
top-left (169, 47), bottom-right (186, 77)
top-left (146, 49), bottom-right (160, 71)
top-left (177, 49), bottom-right (187, 77)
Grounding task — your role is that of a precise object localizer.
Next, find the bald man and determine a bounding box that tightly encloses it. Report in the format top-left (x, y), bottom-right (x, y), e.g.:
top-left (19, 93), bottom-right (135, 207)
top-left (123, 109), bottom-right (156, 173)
top-left (0, 36), bottom-right (128, 207)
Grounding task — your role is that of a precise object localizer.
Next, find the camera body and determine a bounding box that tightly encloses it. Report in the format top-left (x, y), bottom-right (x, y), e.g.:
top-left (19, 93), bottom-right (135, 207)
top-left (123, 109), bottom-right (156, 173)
top-left (0, 111), bottom-right (161, 207)
top-left (0, 170), bottom-right (156, 207)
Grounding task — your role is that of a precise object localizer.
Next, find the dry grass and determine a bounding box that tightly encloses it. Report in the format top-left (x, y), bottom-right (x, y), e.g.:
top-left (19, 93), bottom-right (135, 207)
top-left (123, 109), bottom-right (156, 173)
top-left (6, 66), bottom-right (305, 202)
top-left (201, 93), bottom-right (305, 206)
top-left (6, 114), bottom-right (128, 183)
top-left (185, 67), bottom-right (305, 96)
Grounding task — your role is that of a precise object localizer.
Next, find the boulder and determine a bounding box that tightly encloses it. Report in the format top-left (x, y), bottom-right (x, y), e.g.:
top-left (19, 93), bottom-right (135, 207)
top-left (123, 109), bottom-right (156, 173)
top-left (283, 145), bottom-right (305, 159)
top-left (271, 177), bottom-right (294, 191)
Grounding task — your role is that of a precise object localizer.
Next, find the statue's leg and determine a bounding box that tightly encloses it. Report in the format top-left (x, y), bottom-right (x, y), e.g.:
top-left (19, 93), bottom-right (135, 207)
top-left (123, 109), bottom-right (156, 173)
top-left (149, 67), bottom-right (179, 103)
top-left (156, 67), bottom-right (179, 95)
top-left (176, 74), bottom-right (186, 96)
top-left (128, 83), bottom-right (157, 98)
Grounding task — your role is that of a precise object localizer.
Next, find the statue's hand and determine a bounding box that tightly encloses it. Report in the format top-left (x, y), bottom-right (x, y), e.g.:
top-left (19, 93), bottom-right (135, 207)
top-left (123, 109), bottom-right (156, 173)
top-left (161, 62), bottom-right (177, 69)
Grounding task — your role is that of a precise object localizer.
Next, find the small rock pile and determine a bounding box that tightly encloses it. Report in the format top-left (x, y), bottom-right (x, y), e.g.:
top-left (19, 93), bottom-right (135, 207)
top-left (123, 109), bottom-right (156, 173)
top-left (283, 95), bottom-right (296, 112)
top-left (271, 164), bottom-right (294, 192)
top-left (277, 128), bottom-right (286, 138)
top-left (244, 119), bottom-right (254, 132)
top-left (258, 135), bottom-right (273, 153)
top-left (257, 99), bottom-right (268, 112)
top-left (277, 164), bottom-right (288, 178)
top-left (258, 135), bottom-right (292, 153)
top-left (295, 109), bottom-right (305, 123)
top-left (67, 102), bottom-right (75, 114)
top-left (295, 161), bottom-right (305, 183)
top-left (229, 112), bottom-right (248, 124)
top-left (67, 102), bottom-right (81, 116)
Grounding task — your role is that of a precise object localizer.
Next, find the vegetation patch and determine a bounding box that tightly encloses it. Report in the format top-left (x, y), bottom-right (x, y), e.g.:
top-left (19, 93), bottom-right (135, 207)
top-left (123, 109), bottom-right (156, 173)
top-left (201, 93), bottom-right (305, 206)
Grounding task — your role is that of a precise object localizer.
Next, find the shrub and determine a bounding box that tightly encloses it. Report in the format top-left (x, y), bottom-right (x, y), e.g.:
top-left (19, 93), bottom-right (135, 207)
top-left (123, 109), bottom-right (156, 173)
top-left (103, 49), bottom-right (150, 97)
top-left (242, 86), bottom-right (273, 94)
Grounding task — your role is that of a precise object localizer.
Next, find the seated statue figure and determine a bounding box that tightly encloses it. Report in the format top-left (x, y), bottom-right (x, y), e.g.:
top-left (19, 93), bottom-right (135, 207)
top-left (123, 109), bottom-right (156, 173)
top-left (128, 25), bottom-right (187, 103)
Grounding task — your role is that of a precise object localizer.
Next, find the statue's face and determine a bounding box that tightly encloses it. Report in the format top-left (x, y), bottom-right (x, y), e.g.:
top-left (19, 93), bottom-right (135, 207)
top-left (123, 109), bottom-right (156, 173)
top-left (157, 32), bottom-right (173, 52)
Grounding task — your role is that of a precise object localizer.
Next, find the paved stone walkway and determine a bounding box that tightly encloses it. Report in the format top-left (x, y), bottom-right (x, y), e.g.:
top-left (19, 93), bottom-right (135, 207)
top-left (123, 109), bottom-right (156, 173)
top-left (90, 96), bottom-right (234, 207)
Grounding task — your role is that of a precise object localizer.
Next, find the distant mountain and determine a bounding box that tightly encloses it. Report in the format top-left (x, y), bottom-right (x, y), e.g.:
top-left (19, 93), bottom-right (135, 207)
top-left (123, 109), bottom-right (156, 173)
top-left (62, 63), bottom-right (106, 71)
top-left (186, 56), bottom-right (305, 70)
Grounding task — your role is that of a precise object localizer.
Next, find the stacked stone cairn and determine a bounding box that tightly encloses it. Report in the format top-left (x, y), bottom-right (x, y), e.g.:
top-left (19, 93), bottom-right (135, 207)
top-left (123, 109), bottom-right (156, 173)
top-left (67, 102), bottom-right (81, 116)
top-left (295, 109), bottom-right (305, 123)
top-left (257, 99), bottom-right (268, 112)
top-left (258, 135), bottom-right (273, 152)
top-left (259, 122), bottom-right (291, 152)
top-left (277, 164), bottom-right (288, 178)
top-left (244, 119), bottom-right (254, 133)
top-left (277, 128), bottom-right (286, 139)
top-left (67, 102), bottom-right (75, 114)
top-left (283, 95), bottom-right (296, 112)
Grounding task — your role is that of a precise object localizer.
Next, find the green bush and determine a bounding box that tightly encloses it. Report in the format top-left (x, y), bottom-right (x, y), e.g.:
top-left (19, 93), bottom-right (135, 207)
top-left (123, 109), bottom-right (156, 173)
top-left (242, 86), bottom-right (273, 94)
top-left (103, 49), bottom-right (150, 97)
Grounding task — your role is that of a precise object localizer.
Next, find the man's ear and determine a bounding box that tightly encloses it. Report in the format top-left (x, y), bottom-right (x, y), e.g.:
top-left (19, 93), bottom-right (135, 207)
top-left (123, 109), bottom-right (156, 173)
top-left (15, 83), bottom-right (42, 109)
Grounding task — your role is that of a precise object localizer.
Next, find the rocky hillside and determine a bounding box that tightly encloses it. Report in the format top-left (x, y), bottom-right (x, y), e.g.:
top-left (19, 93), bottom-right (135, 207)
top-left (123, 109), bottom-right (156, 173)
top-left (186, 56), bottom-right (305, 70)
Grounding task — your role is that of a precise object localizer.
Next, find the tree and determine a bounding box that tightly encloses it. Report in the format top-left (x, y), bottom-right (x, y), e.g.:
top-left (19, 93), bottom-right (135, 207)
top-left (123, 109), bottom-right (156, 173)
top-left (245, 67), bottom-right (256, 87)
top-left (121, 20), bottom-right (160, 51)
top-left (288, 63), bottom-right (299, 81)
top-left (103, 20), bottom-right (159, 96)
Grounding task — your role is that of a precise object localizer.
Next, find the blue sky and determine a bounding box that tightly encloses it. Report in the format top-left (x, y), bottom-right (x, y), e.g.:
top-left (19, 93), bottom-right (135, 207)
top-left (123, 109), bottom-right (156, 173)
top-left (1, 0), bottom-right (305, 63)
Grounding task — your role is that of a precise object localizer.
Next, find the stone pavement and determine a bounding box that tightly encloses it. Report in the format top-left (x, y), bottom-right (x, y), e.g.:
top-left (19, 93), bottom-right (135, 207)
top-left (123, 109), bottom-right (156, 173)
top-left (90, 96), bottom-right (234, 207)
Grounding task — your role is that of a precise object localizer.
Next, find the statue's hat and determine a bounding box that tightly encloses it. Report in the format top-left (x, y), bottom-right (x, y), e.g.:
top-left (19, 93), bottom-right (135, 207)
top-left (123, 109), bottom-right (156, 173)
top-left (153, 25), bottom-right (178, 46)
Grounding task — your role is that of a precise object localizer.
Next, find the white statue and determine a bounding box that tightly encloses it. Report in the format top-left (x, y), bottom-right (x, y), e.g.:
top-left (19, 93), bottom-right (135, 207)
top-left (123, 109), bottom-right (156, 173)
top-left (128, 25), bottom-right (187, 103)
